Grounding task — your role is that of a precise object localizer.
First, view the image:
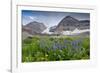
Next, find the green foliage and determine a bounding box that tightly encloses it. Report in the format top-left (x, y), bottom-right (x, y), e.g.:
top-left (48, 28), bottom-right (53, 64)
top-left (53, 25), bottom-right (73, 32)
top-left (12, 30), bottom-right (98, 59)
top-left (22, 36), bottom-right (90, 62)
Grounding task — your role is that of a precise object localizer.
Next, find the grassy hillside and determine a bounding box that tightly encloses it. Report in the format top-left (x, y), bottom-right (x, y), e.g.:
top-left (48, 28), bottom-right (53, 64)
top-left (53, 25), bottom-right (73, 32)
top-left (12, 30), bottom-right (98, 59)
top-left (22, 36), bottom-right (90, 62)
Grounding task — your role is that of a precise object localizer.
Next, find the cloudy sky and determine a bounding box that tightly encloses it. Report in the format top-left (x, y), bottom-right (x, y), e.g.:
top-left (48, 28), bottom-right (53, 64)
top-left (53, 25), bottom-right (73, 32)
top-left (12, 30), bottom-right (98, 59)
top-left (22, 10), bottom-right (90, 28)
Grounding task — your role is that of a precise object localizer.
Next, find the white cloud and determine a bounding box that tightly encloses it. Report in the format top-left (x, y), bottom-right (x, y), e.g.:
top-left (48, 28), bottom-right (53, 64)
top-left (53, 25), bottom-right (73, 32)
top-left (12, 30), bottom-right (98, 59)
top-left (29, 16), bottom-right (35, 20)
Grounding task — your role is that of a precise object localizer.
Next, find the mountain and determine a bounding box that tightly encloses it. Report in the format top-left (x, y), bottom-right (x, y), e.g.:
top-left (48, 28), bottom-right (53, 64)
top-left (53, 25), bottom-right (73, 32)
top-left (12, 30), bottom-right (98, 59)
top-left (49, 16), bottom-right (80, 33)
top-left (58, 16), bottom-right (79, 27)
top-left (78, 20), bottom-right (90, 30)
top-left (49, 16), bottom-right (90, 35)
top-left (49, 25), bottom-right (57, 32)
top-left (22, 16), bottom-right (90, 37)
top-left (22, 21), bottom-right (46, 35)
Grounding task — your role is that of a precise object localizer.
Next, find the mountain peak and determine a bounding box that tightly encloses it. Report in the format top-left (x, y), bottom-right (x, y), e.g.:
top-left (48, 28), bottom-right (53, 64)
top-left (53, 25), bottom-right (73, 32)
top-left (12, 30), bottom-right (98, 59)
top-left (57, 16), bottom-right (79, 28)
top-left (63, 15), bottom-right (79, 22)
top-left (23, 21), bottom-right (47, 35)
top-left (65, 15), bottom-right (73, 18)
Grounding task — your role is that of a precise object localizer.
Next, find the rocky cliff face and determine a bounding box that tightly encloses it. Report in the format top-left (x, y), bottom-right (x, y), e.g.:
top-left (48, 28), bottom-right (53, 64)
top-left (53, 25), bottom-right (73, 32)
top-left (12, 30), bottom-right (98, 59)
top-left (22, 21), bottom-right (47, 39)
top-left (56, 16), bottom-right (79, 31)
top-left (78, 20), bottom-right (90, 30)
top-left (22, 21), bottom-right (46, 35)
top-left (49, 16), bottom-right (90, 34)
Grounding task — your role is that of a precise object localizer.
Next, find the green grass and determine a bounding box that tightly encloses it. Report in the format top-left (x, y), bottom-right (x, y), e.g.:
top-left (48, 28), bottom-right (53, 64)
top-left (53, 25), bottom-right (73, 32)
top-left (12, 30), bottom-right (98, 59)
top-left (22, 36), bottom-right (90, 62)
